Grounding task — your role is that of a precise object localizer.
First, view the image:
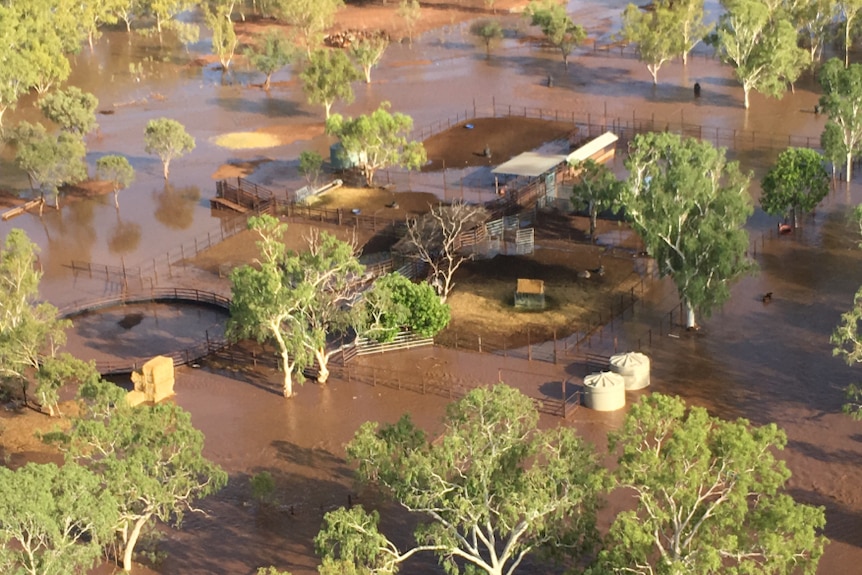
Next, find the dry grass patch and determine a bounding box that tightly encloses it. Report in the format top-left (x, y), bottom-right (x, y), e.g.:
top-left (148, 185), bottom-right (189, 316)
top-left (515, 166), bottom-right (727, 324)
top-left (436, 242), bottom-right (642, 348)
top-left (305, 186), bottom-right (440, 219)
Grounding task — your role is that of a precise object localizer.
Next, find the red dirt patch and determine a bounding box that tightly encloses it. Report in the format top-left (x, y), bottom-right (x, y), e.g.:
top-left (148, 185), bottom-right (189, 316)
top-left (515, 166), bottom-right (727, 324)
top-left (421, 116), bottom-right (578, 171)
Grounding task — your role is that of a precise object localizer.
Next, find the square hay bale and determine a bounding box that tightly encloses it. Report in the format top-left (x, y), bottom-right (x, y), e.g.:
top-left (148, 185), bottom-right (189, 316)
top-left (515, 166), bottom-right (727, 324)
top-left (515, 278), bottom-right (545, 310)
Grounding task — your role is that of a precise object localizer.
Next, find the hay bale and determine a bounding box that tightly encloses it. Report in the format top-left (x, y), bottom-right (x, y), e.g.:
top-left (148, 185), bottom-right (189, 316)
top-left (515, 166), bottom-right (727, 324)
top-left (128, 355), bottom-right (176, 405)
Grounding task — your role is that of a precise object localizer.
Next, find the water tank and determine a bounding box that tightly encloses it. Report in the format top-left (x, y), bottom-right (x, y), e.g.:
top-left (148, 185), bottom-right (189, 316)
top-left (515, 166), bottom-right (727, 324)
top-left (330, 143), bottom-right (366, 171)
top-left (583, 371), bottom-right (626, 411)
top-left (609, 351), bottom-right (651, 390)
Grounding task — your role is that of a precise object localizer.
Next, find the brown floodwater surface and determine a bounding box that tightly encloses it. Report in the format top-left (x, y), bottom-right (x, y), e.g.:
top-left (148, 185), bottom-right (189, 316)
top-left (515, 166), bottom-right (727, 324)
top-left (1, 3), bottom-right (861, 574)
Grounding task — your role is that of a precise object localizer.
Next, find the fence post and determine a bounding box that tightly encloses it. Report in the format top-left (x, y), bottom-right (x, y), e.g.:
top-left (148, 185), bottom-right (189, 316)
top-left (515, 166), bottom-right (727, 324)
top-left (553, 330), bottom-right (557, 364)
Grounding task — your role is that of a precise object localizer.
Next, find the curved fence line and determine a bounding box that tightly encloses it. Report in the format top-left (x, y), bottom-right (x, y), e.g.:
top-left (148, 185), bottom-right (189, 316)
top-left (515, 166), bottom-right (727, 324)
top-left (59, 288), bottom-right (231, 376)
top-left (58, 288), bottom-right (231, 318)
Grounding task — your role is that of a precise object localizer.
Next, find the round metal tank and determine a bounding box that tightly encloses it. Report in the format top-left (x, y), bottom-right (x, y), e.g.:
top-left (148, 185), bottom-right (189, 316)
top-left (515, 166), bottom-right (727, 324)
top-left (583, 371), bottom-right (626, 411)
top-left (609, 351), bottom-right (651, 390)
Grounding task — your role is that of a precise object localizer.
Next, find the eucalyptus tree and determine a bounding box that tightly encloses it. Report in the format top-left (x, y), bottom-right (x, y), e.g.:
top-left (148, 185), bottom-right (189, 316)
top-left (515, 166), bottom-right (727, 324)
top-left (622, 132), bottom-right (754, 329)
top-left (62, 379), bottom-right (227, 572)
top-left (760, 147), bottom-right (829, 227)
top-left (300, 48), bottom-right (360, 119)
top-left (619, 2), bottom-right (680, 85)
top-left (318, 385), bottom-right (605, 575)
top-left (96, 154), bottom-right (136, 208)
top-left (526, 0), bottom-right (586, 69)
top-left (350, 34), bottom-right (390, 82)
top-left (38, 87), bottom-right (99, 136)
top-left (569, 159), bottom-right (622, 243)
top-left (245, 28), bottom-right (297, 90)
top-left (590, 393), bottom-right (827, 575)
top-left (819, 57), bottom-right (862, 182)
top-left (325, 101), bottom-right (426, 186)
top-left (273, 0), bottom-right (344, 53)
top-left (143, 118), bottom-right (195, 181)
top-left (0, 462), bottom-right (117, 575)
top-left (709, 0), bottom-right (809, 109)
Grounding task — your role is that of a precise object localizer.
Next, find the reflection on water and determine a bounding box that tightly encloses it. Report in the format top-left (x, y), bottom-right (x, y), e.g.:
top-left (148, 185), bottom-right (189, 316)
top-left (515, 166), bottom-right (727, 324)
top-left (108, 211), bottom-right (142, 255)
top-left (65, 302), bottom-right (226, 364)
top-left (153, 184), bottom-right (201, 230)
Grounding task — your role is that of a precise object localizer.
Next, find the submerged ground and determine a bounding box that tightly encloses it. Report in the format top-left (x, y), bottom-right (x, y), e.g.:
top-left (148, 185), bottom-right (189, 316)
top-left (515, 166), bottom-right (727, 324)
top-left (1, 1), bottom-right (861, 574)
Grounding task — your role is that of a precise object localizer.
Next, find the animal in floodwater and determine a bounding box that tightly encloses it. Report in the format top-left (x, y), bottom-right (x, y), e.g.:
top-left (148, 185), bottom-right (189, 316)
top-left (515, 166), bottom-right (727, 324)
top-left (118, 312), bottom-right (144, 329)
top-left (762, 292), bottom-right (773, 303)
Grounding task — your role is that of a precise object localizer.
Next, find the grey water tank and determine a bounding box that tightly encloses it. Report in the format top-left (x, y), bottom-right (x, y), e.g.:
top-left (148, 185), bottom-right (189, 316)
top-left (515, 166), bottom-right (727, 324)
top-left (583, 371), bottom-right (626, 411)
top-left (609, 351), bottom-right (651, 390)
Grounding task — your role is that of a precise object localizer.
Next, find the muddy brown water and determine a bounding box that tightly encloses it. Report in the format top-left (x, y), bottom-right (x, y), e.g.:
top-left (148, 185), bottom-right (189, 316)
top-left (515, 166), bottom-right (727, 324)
top-left (1, 3), bottom-right (862, 574)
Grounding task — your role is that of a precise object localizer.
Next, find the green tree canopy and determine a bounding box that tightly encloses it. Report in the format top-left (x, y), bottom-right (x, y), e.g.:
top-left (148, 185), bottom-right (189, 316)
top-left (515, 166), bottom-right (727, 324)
top-left (0, 5), bottom-right (38, 129)
top-left (397, 0), bottom-right (422, 45)
top-left (760, 147), bottom-right (829, 227)
top-left (244, 28), bottom-right (297, 90)
top-left (0, 462), bottom-right (118, 575)
top-left (38, 87), bottom-right (99, 136)
top-left (622, 132), bottom-right (754, 329)
top-left (709, 0), bottom-right (809, 109)
top-left (298, 150), bottom-right (324, 187)
top-left (63, 379), bottom-right (227, 572)
top-left (205, 3), bottom-right (239, 75)
top-left (273, 0), bottom-right (344, 53)
top-left (590, 393), bottom-right (827, 575)
top-left (832, 285), bottom-right (862, 420)
top-left (228, 215), bottom-right (310, 397)
top-left (96, 154), bottom-right (136, 208)
top-left (360, 272), bottom-right (451, 342)
top-left (525, 0), bottom-right (586, 69)
top-left (287, 230), bottom-right (364, 384)
top-left (669, 0), bottom-right (711, 65)
top-left (140, 0), bottom-right (194, 37)
top-left (143, 117), bottom-right (195, 181)
top-left (13, 122), bottom-right (88, 209)
top-left (318, 384), bottom-right (604, 575)
top-left (325, 101), bottom-right (427, 186)
top-left (349, 34), bottom-right (390, 83)
top-left (470, 19), bottom-right (504, 57)
top-left (838, 0), bottom-right (862, 68)
top-left (300, 48), bottom-right (360, 119)
top-left (619, 2), bottom-right (680, 84)
top-left (0, 229), bottom-right (90, 416)
top-left (569, 158), bottom-right (622, 243)
top-left (819, 57), bottom-right (862, 182)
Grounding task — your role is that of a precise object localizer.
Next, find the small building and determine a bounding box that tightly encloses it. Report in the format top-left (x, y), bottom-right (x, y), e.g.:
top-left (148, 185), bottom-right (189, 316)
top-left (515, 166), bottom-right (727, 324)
top-left (515, 278), bottom-right (545, 310)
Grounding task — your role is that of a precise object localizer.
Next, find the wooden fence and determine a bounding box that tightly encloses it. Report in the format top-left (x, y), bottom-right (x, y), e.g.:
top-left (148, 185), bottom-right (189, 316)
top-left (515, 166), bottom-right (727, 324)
top-left (58, 288), bottom-right (232, 376)
top-left (355, 331), bottom-right (434, 355)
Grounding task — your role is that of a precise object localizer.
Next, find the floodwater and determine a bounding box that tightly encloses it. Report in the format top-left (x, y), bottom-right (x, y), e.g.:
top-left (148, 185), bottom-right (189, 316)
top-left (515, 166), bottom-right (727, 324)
top-left (64, 302), bottom-right (226, 366)
top-left (1, 3), bottom-right (861, 574)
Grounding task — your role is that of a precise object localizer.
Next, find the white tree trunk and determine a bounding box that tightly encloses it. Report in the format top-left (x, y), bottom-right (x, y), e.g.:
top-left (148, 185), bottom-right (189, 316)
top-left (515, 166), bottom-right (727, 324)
top-left (315, 348), bottom-right (330, 384)
top-left (846, 151), bottom-right (853, 183)
top-left (122, 514), bottom-right (151, 572)
top-left (163, 158), bottom-right (171, 180)
top-left (281, 351), bottom-right (294, 397)
top-left (685, 301), bottom-right (697, 329)
top-left (743, 85), bottom-right (751, 109)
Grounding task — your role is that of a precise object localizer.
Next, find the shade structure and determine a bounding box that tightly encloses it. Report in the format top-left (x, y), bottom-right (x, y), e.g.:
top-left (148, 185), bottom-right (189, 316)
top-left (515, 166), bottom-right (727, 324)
top-left (609, 351), bottom-right (651, 390)
top-left (583, 371), bottom-right (626, 411)
top-left (491, 152), bottom-right (567, 177)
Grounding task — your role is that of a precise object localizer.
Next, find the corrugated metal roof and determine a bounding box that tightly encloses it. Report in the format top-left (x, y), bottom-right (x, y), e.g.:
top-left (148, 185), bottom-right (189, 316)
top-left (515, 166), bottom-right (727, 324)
top-left (491, 152), bottom-right (568, 177)
top-left (566, 132), bottom-right (619, 163)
